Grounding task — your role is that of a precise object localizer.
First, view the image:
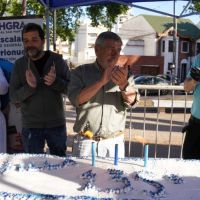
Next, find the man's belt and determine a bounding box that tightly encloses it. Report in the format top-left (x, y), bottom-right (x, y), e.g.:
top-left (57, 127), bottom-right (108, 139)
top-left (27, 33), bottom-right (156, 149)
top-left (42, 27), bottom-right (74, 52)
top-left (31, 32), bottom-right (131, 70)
top-left (93, 131), bottom-right (124, 141)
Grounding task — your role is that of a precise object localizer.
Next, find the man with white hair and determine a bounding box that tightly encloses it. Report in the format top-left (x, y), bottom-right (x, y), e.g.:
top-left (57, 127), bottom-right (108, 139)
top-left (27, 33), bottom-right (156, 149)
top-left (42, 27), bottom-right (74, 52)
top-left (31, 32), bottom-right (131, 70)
top-left (68, 31), bottom-right (139, 158)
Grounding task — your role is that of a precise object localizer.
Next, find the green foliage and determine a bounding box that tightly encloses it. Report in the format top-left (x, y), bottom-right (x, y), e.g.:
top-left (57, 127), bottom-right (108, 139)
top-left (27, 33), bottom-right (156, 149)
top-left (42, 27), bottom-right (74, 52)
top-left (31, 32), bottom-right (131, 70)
top-left (55, 6), bottom-right (83, 42)
top-left (192, 2), bottom-right (200, 11)
top-left (86, 4), bottom-right (129, 30)
top-left (189, 2), bottom-right (200, 13)
top-left (1, 0), bottom-right (43, 17)
top-left (0, 0), bottom-right (129, 41)
top-left (0, 0), bottom-right (12, 16)
top-left (27, 0), bottom-right (45, 15)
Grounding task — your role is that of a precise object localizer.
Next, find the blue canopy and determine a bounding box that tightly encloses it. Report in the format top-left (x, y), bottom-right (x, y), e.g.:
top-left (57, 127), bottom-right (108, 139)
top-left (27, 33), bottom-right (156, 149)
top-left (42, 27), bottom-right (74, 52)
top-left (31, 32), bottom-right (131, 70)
top-left (38, 0), bottom-right (200, 18)
top-left (38, 0), bottom-right (200, 49)
top-left (38, 0), bottom-right (196, 10)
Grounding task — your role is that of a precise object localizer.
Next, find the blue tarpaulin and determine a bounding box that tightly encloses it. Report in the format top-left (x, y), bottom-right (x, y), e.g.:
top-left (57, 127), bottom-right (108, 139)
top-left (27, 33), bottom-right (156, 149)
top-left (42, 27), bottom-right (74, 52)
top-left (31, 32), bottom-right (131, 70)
top-left (38, 0), bottom-right (198, 10)
top-left (37, 0), bottom-right (200, 20)
top-left (37, 0), bottom-right (200, 50)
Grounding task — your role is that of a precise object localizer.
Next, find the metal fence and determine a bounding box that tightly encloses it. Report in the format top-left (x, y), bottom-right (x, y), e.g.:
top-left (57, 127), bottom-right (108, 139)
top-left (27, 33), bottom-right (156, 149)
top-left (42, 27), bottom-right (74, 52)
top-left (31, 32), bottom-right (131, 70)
top-left (127, 84), bottom-right (192, 159)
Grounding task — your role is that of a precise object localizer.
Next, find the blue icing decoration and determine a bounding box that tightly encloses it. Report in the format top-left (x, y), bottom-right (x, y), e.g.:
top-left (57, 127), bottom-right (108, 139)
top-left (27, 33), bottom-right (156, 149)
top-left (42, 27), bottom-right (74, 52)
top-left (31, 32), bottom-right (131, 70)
top-left (134, 172), bottom-right (166, 199)
top-left (0, 156), bottom-right (77, 174)
top-left (0, 192), bottom-right (113, 200)
top-left (164, 174), bottom-right (184, 184)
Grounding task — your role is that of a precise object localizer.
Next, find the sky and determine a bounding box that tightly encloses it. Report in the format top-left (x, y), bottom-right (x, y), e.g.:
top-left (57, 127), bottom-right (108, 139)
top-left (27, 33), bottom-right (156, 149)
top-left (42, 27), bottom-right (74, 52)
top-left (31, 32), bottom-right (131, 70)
top-left (132, 1), bottom-right (200, 24)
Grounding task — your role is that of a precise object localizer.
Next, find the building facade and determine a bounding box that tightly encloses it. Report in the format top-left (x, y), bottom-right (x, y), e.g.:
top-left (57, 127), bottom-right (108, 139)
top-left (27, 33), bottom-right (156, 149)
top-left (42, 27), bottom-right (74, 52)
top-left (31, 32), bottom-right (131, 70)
top-left (70, 14), bottom-right (200, 81)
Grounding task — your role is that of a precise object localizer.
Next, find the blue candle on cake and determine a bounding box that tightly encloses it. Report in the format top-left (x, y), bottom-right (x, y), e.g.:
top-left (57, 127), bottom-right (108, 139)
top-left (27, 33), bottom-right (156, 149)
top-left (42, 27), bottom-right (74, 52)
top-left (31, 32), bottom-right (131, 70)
top-left (144, 144), bottom-right (149, 167)
top-left (92, 142), bottom-right (96, 166)
top-left (114, 144), bottom-right (119, 166)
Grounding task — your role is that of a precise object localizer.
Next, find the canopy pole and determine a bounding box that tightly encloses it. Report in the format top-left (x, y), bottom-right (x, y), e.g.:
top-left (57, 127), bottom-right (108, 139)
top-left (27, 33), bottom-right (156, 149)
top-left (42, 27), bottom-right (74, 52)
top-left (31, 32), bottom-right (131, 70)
top-left (132, 4), bottom-right (177, 18)
top-left (45, 0), bottom-right (50, 50)
top-left (179, 0), bottom-right (191, 16)
top-left (53, 10), bottom-right (57, 51)
top-left (172, 0), bottom-right (177, 85)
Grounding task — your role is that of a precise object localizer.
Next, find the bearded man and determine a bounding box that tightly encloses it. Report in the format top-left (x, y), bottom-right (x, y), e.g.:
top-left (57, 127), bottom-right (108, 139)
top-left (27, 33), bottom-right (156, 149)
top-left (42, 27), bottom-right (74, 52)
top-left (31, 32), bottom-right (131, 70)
top-left (9, 23), bottom-right (70, 156)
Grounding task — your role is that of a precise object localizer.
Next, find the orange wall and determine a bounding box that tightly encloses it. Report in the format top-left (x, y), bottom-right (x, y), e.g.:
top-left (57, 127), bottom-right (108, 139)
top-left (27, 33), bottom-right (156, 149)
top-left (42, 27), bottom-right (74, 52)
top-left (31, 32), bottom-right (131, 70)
top-left (118, 55), bottom-right (164, 75)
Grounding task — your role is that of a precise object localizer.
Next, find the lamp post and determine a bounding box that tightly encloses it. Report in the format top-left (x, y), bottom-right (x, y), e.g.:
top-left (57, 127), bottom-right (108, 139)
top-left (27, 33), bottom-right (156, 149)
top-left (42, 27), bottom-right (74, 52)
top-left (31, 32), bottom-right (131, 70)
top-left (170, 63), bottom-right (175, 85)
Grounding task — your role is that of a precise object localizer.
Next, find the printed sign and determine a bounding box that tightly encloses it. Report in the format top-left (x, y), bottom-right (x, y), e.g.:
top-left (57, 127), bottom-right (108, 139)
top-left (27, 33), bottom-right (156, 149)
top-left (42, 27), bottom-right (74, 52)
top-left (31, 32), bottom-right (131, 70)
top-left (0, 16), bottom-right (43, 72)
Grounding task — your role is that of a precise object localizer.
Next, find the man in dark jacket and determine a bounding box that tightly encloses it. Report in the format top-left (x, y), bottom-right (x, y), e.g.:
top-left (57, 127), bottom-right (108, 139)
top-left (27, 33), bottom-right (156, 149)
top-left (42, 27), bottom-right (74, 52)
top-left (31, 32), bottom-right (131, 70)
top-left (9, 23), bottom-right (70, 156)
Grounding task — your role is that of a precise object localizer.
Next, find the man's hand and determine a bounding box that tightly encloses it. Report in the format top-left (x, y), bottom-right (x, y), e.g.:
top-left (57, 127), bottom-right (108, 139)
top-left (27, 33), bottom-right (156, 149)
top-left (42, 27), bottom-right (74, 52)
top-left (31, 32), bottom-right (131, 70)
top-left (111, 65), bottom-right (128, 90)
top-left (100, 66), bottom-right (113, 86)
top-left (190, 67), bottom-right (200, 82)
top-left (26, 69), bottom-right (37, 88)
top-left (44, 64), bottom-right (56, 86)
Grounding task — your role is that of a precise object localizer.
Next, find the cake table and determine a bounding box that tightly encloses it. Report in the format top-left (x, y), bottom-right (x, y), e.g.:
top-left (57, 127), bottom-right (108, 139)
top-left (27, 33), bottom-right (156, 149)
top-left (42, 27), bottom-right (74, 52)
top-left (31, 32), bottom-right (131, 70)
top-left (0, 153), bottom-right (200, 200)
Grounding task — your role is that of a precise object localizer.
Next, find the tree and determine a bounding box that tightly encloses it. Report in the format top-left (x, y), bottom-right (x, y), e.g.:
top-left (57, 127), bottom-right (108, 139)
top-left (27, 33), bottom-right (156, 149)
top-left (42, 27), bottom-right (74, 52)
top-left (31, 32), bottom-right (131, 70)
top-left (0, 0), bottom-right (12, 16)
top-left (0, 0), bottom-right (129, 42)
top-left (191, 1), bottom-right (200, 11)
top-left (189, 2), bottom-right (200, 13)
top-left (22, 0), bottom-right (27, 16)
top-left (86, 4), bottom-right (129, 30)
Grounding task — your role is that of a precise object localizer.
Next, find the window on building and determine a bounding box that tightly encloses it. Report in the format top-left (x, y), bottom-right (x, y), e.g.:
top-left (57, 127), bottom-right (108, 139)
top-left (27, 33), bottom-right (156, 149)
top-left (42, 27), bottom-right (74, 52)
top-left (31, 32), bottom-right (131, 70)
top-left (181, 63), bottom-right (187, 81)
top-left (181, 41), bottom-right (189, 53)
top-left (196, 43), bottom-right (200, 54)
top-left (168, 63), bottom-right (173, 70)
top-left (127, 39), bottom-right (144, 46)
top-left (88, 43), bottom-right (95, 48)
top-left (88, 33), bottom-right (97, 47)
top-left (162, 40), bottom-right (165, 52)
top-left (88, 33), bottom-right (97, 37)
top-left (168, 40), bottom-right (173, 52)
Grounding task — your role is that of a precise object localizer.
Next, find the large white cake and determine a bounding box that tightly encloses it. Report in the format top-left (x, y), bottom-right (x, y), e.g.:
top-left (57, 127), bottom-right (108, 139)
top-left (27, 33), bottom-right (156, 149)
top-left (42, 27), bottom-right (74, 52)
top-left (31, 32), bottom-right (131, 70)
top-left (0, 153), bottom-right (200, 200)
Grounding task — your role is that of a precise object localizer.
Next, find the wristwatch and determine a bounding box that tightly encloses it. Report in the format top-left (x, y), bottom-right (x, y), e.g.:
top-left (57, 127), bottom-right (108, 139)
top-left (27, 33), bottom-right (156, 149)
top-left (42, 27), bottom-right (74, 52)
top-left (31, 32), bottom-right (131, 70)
top-left (120, 83), bottom-right (129, 92)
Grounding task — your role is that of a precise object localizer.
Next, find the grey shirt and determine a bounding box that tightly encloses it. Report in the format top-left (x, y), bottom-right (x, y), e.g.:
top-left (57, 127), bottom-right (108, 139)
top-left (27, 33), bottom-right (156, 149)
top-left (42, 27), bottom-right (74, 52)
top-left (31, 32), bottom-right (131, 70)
top-left (68, 62), bottom-right (137, 136)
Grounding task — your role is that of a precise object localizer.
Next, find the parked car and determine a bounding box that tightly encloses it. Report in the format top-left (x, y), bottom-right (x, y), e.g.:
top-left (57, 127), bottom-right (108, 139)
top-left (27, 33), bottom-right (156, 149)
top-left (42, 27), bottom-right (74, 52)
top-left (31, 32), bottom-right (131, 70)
top-left (134, 75), bottom-right (170, 95)
top-left (133, 74), bottom-right (143, 79)
top-left (157, 74), bottom-right (180, 85)
top-left (177, 82), bottom-right (193, 95)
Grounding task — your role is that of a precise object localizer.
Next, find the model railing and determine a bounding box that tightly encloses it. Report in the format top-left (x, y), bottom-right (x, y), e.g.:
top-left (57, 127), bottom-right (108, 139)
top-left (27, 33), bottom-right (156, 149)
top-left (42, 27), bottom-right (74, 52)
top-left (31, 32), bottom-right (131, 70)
top-left (127, 84), bottom-right (191, 159)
